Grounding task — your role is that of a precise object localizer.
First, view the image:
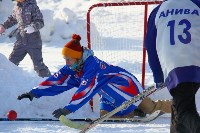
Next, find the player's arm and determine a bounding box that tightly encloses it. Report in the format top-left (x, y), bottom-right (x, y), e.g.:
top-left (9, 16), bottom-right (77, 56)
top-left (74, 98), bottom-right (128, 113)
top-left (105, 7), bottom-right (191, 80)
top-left (30, 4), bottom-right (44, 30)
top-left (2, 9), bottom-right (17, 29)
top-left (18, 65), bottom-right (80, 100)
top-left (145, 5), bottom-right (164, 84)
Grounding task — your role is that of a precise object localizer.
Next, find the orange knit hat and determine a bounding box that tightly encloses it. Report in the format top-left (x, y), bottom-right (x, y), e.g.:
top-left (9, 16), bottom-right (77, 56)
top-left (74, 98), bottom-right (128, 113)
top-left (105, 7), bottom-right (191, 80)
top-left (62, 34), bottom-right (82, 59)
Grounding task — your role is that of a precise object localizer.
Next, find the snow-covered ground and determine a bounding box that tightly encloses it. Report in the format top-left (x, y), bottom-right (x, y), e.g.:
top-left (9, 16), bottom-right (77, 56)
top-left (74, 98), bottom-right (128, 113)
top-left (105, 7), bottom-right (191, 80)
top-left (0, 0), bottom-right (199, 133)
top-left (0, 117), bottom-right (171, 133)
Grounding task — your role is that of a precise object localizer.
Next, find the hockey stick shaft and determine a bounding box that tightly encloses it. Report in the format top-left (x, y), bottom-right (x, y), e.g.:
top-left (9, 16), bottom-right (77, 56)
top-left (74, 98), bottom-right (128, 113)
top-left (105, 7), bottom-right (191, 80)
top-left (0, 118), bottom-right (93, 122)
top-left (79, 85), bottom-right (165, 133)
top-left (59, 85), bottom-right (164, 132)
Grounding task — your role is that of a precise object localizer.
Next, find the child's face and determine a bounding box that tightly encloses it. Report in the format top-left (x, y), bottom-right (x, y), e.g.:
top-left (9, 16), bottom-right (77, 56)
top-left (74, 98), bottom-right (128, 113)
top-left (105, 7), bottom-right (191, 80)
top-left (16, 0), bottom-right (25, 2)
top-left (63, 56), bottom-right (77, 67)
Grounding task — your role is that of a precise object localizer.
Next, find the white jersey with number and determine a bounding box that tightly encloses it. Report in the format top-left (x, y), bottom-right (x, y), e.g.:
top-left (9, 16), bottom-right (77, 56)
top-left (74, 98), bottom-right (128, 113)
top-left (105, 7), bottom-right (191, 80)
top-left (155, 0), bottom-right (200, 80)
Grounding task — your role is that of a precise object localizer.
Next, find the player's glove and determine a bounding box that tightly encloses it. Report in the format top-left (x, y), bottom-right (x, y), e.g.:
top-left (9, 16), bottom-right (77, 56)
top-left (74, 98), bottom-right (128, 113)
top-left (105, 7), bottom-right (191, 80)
top-left (52, 108), bottom-right (71, 118)
top-left (17, 92), bottom-right (35, 101)
top-left (24, 25), bottom-right (35, 34)
top-left (156, 82), bottom-right (165, 89)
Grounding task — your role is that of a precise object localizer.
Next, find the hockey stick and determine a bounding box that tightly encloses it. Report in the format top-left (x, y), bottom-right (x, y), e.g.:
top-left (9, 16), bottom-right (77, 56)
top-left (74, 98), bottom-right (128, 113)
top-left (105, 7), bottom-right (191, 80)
top-left (0, 110), bottom-right (163, 123)
top-left (79, 85), bottom-right (165, 133)
top-left (0, 118), bottom-right (58, 121)
top-left (59, 84), bottom-right (165, 132)
top-left (59, 110), bottom-right (164, 128)
top-left (0, 118), bottom-right (95, 122)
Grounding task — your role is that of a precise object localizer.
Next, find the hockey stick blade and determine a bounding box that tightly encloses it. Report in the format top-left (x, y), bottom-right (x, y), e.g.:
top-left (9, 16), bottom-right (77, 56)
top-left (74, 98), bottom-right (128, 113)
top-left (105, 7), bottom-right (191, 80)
top-left (59, 115), bottom-right (89, 130)
top-left (128, 110), bottom-right (164, 123)
top-left (91, 110), bottom-right (164, 123)
top-left (103, 110), bottom-right (164, 123)
top-left (59, 110), bottom-right (164, 130)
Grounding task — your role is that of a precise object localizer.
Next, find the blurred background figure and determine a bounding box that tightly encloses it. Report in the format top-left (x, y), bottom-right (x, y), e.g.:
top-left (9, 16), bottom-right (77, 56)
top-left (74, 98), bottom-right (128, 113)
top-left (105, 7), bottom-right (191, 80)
top-left (0, 0), bottom-right (51, 77)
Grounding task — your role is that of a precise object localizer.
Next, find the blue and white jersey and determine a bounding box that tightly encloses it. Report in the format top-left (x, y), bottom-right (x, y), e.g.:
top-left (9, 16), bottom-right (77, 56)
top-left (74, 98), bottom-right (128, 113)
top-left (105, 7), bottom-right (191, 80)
top-left (30, 49), bottom-right (144, 116)
top-left (145, 0), bottom-right (200, 90)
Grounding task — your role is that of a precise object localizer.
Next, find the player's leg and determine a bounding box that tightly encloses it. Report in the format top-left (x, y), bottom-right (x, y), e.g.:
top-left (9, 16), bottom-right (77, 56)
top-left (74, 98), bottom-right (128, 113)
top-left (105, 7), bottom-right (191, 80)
top-left (138, 97), bottom-right (172, 114)
top-left (170, 82), bottom-right (200, 133)
top-left (27, 47), bottom-right (51, 77)
top-left (9, 43), bottom-right (27, 66)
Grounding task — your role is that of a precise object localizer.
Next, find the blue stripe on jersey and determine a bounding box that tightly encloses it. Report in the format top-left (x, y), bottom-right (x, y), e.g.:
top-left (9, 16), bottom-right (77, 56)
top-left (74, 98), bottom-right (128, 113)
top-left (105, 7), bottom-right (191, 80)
top-left (165, 66), bottom-right (200, 90)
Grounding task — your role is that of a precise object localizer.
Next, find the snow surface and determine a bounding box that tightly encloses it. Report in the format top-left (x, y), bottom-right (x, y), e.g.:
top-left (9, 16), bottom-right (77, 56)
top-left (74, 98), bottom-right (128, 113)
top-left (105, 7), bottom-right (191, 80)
top-left (0, 0), bottom-right (199, 133)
